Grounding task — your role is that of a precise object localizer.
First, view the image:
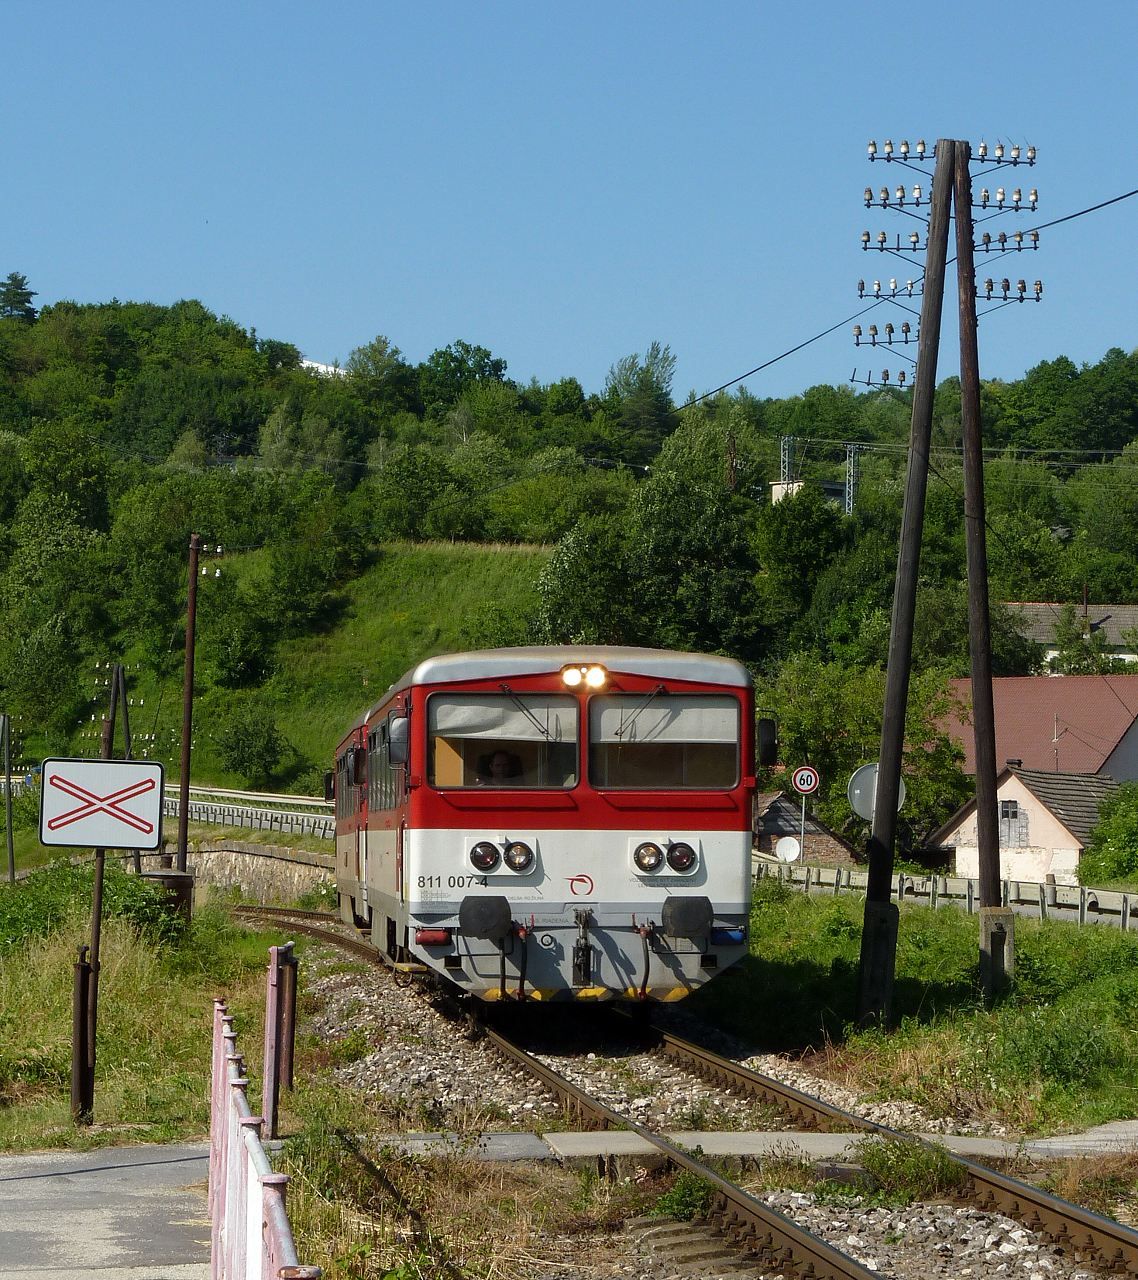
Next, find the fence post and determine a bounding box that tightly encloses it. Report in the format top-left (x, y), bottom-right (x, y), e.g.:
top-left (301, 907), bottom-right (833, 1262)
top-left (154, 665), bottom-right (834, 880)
top-left (263, 946), bottom-right (283, 1140)
top-left (281, 947), bottom-right (298, 1092)
top-left (1123, 893), bottom-right (1131, 933)
top-left (966, 879), bottom-right (975, 914)
top-left (223, 1075), bottom-right (250, 1280)
top-left (1038, 882), bottom-right (1047, 921)
top-left (70, 945), bottom-right (92, 1122)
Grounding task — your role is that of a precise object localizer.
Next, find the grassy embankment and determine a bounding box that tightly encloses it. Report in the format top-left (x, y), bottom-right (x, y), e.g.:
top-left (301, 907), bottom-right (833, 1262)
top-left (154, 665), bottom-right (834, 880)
top-left (275, 885), bottom-right (1138, 1275)
top-left (5, 540), bottom-right (549, 875)
top-left (691, 877), bottom-right (1138, 1134)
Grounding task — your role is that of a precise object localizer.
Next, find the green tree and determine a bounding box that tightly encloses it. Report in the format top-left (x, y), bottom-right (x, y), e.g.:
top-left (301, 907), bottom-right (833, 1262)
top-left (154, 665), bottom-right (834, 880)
top-left (1049, 602), bottom-right (1122, 674)
top-left (533, 516), bottom-right (642, 645)
top-left (753, 483), bottom-right (846, 649)
top-left (198, 573), bottom-right (271, 688)
top-left (0, 272), bottom-right (36, 323)
top-left (604, 341), bottom-right (678, 465)
top-left (762, 654), bottom-right (971, 854)
top-left (419, 340), bottom-right (510, 413)
top-left (1079, 782), bottom-right (1138, 885)
top-left (216, 701), bottom-right (289, 786)
top-left (345, 334), bottom-right (421, 420)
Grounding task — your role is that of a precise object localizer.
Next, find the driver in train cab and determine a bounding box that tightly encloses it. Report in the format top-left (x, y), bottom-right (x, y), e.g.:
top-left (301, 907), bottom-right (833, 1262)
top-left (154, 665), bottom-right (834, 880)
top-left (482, 749), bottom-right (516, 785)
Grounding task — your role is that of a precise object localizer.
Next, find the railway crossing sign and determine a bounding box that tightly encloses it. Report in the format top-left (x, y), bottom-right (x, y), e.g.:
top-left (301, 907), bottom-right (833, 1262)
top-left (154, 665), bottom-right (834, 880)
top-left (790, 765), bottom-right (820, 795)
top-left (39, 759), bottom-right (165, 850)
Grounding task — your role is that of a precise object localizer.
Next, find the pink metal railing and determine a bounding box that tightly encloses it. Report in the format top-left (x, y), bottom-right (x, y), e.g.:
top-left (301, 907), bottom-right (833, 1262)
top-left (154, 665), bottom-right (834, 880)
top-left (209, 997), bottom-right (321, 1280)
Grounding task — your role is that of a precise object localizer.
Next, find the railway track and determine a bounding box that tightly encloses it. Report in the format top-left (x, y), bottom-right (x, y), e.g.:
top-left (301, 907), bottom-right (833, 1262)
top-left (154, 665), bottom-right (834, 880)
top-left (235, 904), bottom-right (1138, 1278)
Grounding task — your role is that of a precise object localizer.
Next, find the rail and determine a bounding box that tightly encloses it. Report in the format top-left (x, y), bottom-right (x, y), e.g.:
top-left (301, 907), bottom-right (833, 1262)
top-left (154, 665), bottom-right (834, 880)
top-left (210, 995), bottom-right (320, 1279)
top-left (756, 860), bottom-right (1135, 931)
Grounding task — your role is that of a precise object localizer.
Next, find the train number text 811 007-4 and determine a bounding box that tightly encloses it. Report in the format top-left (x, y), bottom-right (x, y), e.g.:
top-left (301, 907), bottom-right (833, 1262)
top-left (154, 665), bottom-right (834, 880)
top-left (417, 874), bottom-right (489, 890)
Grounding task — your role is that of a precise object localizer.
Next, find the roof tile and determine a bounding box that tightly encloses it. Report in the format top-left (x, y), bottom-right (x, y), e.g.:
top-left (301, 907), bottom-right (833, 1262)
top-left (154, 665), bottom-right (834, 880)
top-left (945, 675), bottom-right (1138, 773)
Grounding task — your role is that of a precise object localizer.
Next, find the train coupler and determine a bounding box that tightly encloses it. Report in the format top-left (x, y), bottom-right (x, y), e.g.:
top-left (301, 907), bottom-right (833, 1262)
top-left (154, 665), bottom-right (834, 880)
top-left (633, 915), bottom-right (656, 1000)
top-left (572, 908), bottom-right (593, 987)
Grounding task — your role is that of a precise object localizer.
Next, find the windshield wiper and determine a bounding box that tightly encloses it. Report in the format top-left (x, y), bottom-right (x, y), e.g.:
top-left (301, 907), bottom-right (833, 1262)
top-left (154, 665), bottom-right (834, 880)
top-left (498, 683), bottom-right (554, 741)
top-left (615, 683), bottom-right (667, 741)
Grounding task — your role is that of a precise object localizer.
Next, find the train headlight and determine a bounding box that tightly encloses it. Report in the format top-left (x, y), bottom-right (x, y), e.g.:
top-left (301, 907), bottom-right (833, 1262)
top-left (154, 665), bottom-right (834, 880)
top-left (666, 842), bottom-right (697, 873)
top-left (561, 663), bottom-right (607, 690)
top-left (470, 841), bottom-right (500, 872)
top-left (504, 841), bottom-right (534, 872)
top-left (634, 842), bottom-right (665, 873)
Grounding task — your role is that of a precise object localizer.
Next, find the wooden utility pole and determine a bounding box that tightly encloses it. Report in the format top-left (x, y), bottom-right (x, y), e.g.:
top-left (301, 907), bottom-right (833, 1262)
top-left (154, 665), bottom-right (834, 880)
top-left (954, 142), bottom-right (1014, 1000)
top-left (857, 139), bottom-right (956, 1027)
top-left (3, 715), bottom-right (12, 885)
top-left (177, 533), bottom-right (201, 874)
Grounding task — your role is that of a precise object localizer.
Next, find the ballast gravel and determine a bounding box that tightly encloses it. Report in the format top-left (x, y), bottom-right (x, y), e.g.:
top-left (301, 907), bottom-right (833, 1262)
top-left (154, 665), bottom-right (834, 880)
top-left (301, 948), bottom-right (1105, 1280)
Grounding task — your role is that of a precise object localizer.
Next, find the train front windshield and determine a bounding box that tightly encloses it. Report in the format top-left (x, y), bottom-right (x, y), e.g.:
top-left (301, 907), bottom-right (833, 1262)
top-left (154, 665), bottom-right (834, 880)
top-left (588, 693), bottom-right (740, 789)
top-left (428, 693), bottom-right (579, 788)
top-left (428, 688), bottom-right (740, 791)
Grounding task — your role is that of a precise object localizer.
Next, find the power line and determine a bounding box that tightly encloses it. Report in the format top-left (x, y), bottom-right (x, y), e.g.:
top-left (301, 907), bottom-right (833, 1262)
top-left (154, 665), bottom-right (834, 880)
top-left (684, 184), bottom-right (1138, 408)
top-left (681, 301), bottom-right (888, 408)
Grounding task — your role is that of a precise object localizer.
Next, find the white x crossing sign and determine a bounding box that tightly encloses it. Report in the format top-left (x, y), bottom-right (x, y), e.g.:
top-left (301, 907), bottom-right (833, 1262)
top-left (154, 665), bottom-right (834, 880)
top-left (39, 759), bottom-right (165, 850)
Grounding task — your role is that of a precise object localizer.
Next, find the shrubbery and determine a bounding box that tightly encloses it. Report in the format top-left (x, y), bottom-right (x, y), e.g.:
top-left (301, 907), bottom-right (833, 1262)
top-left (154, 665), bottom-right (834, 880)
top-left (0, 859), bottom-right (179, 957)
top-left (1079, 782), bottom-right (1138, 885)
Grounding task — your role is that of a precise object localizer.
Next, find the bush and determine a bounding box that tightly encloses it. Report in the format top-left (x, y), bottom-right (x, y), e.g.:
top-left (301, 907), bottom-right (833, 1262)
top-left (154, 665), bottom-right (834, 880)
top-left (1079, 782), bottom-right (1138, 885)
top-left (0, 859), bottom-right (179, 957)
top-left (216, 701), bottom-right (289, 786)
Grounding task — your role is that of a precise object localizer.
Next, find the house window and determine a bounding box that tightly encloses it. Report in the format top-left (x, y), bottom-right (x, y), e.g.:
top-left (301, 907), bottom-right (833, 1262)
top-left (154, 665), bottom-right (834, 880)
top-left (999, 799), bottom-right (1028, 847)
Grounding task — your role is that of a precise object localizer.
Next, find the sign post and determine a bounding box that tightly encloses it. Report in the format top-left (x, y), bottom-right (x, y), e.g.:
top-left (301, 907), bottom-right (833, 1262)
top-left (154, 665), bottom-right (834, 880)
top-left (40, 661), bottom-right (165, 1123)
top-left (41, 755), bottom-right (164, 1123)
top-left (790, 765), bottom-right (821, 859)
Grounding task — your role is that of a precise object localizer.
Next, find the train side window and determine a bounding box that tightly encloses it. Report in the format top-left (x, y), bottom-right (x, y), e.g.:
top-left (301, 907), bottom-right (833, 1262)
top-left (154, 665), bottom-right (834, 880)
top-left (389, 715), bottom-right (409, 766)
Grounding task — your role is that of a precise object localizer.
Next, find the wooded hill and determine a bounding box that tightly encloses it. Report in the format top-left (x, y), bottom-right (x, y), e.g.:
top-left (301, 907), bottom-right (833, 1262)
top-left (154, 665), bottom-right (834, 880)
top-left (2, 272), bottom-right (1138, 852)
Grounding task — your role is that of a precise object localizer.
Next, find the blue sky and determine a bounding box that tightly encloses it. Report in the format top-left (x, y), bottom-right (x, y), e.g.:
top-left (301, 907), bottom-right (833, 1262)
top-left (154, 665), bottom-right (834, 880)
top-left (7, 2), bottom-right (1137, 402)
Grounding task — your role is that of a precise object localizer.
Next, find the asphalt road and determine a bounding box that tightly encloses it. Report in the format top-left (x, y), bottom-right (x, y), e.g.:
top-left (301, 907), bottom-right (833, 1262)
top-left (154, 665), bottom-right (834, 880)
top-left (0, 1142), bottom-right (210, 1279)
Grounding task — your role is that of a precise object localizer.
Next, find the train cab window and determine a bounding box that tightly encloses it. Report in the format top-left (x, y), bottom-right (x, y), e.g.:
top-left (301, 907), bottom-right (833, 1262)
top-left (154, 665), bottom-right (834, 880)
top-left (588, 693), bottom-right (740, 789)
top-left (427, 693), bottom-right (578, 789)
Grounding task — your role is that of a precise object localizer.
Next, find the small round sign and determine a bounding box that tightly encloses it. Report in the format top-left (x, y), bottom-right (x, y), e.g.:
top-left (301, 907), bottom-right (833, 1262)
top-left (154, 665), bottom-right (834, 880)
top-left (791, 765), bottom-right (820, 795)
top-left (847, 762), bottom-right (906, 821)
top-left (774, 836), bottom-right (801, 863)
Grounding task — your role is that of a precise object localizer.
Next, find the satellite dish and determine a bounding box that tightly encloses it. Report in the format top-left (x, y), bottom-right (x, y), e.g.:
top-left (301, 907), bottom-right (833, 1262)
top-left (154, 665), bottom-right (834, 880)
top-left (847, 762), bottom-right (906, 822)
top-left (775, 836), bottom-right (801, 863)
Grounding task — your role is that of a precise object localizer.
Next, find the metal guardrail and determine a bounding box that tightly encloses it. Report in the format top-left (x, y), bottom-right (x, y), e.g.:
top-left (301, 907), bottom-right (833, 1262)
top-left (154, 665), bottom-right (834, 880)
top-left (165, 785), bottom-right (332, 811)
top-left (210, 995), bottom-right (319, 1279)
top-left (163, 798), bottom-right (333, 840)
top-left (756, 860), bottom-right (1135, 931)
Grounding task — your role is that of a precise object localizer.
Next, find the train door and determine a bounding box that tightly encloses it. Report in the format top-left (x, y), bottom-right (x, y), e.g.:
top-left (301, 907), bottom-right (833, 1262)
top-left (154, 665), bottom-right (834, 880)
top-left (351, 735), bottom-right (369, 908)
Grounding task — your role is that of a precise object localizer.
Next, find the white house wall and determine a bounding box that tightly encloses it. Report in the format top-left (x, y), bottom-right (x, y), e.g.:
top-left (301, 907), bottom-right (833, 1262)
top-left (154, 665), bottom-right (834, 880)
top-left (940, 774), bottom-right (1082, 885)
top-left (1103, 720), bottom-right (1138, 783)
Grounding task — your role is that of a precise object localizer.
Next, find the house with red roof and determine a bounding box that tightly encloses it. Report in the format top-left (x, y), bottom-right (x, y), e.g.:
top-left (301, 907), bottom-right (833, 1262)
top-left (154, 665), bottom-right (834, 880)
top-left (943, 675), bottom-right (1138, 780)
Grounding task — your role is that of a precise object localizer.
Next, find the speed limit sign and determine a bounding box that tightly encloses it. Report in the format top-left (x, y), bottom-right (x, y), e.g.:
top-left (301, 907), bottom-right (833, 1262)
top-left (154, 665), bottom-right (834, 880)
top-left (791, 765), bottom-right (820, 795)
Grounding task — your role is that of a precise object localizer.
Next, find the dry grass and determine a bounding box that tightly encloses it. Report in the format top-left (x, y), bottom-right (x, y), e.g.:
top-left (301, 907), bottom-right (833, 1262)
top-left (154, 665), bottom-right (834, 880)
top-left (1033, 1153), bottom-right (1138, 1225)
top-left (280, 1120), bottom-right (654, 1279)
top-left (0, 908), bottom-right (270, 1150)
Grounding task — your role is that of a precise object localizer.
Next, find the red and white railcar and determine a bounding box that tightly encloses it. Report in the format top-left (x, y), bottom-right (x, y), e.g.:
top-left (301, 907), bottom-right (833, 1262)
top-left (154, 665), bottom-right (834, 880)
top-left (331, 646), bottom-right (760, 1001)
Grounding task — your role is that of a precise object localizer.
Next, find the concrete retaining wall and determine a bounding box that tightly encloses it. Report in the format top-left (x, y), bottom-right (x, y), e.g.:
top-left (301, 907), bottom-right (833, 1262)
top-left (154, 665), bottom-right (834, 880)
top-left (134, 842), bottom-right (335, 905)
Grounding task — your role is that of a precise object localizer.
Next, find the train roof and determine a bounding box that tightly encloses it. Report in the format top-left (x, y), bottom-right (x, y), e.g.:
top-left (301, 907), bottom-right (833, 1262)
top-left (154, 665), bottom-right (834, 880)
top-left (408, 646), bottom-right (753, 690)
top-left (341, 647), bottom-right (753, 740)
